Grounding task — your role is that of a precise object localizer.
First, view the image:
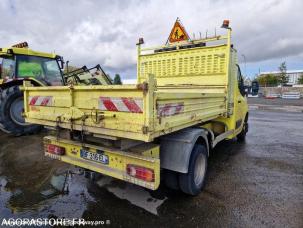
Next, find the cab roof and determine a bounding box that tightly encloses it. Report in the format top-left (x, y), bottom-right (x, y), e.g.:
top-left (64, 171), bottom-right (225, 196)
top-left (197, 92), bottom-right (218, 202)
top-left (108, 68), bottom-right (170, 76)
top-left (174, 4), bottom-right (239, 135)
top-left (0, 47), bottom-right (58, 59)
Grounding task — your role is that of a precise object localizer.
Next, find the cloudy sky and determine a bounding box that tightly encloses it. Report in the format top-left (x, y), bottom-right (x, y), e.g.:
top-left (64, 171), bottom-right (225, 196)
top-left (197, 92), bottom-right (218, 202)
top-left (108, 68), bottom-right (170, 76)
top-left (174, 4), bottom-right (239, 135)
top-left (0, 0), bottom-right (302, 79)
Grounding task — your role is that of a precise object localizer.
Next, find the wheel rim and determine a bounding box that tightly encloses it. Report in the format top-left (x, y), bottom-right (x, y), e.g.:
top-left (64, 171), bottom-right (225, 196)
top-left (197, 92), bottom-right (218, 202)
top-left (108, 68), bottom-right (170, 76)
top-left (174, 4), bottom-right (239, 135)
top-left (9, 97), bottom-right (29, 126)
top-left (194, 153), bottom-right (206, 186)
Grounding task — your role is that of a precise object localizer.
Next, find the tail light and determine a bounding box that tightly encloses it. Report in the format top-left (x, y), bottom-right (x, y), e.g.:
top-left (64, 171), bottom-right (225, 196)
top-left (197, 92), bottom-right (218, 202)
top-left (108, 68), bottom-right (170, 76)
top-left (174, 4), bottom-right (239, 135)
top-left (46, 144), bottom-right (65, 155)
top-left (126, 164), bottom-right (154, 182)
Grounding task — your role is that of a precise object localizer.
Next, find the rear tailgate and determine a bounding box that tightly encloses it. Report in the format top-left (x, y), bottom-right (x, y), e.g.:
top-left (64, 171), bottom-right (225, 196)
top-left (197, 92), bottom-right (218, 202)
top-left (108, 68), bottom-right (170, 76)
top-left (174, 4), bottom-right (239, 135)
top-left (23, 79), bottom-right (154, 142)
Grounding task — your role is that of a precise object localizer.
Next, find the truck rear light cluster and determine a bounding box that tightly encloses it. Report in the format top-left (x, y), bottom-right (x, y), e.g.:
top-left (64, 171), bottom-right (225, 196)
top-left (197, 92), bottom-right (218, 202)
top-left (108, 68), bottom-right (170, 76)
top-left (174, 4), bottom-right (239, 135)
top-left (46, 144), bottom-right (65, 155)
top-left (126, 164), bottom-right (154, 182)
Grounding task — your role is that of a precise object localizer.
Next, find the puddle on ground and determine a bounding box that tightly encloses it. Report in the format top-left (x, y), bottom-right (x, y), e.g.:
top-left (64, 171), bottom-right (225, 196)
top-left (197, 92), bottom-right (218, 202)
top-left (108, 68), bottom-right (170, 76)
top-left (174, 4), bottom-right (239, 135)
top-left (96, 176), bottom-right (167, 215)
top-left (0, 133), bottom-right (168, 219)
top-left (0, 166), bottom-right (166, 219)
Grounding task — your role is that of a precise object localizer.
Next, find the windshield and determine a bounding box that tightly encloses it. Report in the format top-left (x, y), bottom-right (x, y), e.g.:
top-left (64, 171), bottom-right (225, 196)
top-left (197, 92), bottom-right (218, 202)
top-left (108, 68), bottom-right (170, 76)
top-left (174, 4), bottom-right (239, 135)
top-left (16, 55), bottom-right (63, 86)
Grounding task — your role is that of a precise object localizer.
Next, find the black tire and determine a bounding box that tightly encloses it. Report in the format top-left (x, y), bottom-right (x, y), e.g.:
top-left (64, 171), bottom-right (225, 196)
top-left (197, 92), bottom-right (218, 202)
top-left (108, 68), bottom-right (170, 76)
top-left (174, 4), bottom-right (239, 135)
top-left (0, 88), bottom-right (4, 132)
top-left (179, 144), bottom-right (208, 196)
top-left (0, 85), bottom-right (42, 136)
top-left (164, 169), bottom-right (179, 190)
top-left (237, 115), bottom-right (249, 142)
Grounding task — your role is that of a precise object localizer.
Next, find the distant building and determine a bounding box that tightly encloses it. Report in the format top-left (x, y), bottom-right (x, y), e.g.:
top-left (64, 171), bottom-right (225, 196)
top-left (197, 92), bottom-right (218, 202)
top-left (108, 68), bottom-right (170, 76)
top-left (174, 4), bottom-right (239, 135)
top-left (259, 70), bottom-right (303, 86)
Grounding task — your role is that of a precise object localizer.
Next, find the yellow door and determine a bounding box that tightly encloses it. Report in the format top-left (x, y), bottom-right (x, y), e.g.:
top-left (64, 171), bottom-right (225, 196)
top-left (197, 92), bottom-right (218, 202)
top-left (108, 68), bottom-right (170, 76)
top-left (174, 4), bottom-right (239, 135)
top-left (234, 65), bottom-right (248, 134)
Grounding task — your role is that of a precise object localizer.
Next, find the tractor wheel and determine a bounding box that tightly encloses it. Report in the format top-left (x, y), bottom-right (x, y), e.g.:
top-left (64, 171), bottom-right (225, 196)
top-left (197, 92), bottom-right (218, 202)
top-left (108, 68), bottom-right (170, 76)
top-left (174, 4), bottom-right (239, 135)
top-left (0, 89), bottom-right (9, 133)
top-left (0, 85), bottom-right (42, 136)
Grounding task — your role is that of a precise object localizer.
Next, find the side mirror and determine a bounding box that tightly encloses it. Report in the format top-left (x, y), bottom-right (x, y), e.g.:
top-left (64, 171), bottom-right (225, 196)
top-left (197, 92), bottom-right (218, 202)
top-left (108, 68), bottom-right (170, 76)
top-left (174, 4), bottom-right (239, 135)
top-left (56, 56), bottom-right (64, 69)
top-left (60, 57), bottom-right (64, 69)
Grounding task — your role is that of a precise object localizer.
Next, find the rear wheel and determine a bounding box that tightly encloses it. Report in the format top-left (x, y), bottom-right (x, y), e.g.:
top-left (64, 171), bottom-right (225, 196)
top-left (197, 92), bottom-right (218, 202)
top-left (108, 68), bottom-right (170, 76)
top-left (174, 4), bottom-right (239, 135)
top-left (0, 85), bottom-right (42, 136)
top-left (179, 144), bottom-right (208, 195)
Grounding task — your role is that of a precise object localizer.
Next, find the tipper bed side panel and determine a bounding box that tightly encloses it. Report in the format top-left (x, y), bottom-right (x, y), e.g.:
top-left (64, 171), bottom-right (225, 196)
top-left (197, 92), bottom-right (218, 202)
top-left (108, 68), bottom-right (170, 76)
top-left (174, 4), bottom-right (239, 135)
top-left (152, 86), bottom-right (227, 138)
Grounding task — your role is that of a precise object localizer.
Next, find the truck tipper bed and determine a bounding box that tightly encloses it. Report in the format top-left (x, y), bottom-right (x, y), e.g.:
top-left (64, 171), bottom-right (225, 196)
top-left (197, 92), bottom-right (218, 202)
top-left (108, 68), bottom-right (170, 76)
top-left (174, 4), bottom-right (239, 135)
top-left (23, 20), bottom-right (248, 195)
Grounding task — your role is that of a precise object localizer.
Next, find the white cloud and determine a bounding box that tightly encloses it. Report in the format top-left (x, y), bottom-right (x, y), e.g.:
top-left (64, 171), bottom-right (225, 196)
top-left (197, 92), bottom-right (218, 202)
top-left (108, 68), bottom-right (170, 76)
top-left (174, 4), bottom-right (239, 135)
top-left (0, 0), bottom-right (302, 78)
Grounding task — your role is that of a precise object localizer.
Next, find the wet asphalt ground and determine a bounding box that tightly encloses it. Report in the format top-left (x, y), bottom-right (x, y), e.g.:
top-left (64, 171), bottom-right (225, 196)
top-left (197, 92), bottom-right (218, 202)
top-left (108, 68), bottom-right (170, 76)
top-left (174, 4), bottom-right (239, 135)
top-left (0, 109), bottom-right (302, 227)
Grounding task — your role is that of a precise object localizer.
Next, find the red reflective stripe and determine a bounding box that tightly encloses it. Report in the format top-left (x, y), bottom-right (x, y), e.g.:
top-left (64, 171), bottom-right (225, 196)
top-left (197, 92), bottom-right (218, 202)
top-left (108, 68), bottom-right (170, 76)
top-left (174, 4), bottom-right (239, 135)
top-left (29, 96), bottom-right (39, 105)
top-left (101, 97), bottom-right (118, 111)
top-left (121, 98), bottom-right (142, 113)
top-left (40, 97), bottom-right (50, 106)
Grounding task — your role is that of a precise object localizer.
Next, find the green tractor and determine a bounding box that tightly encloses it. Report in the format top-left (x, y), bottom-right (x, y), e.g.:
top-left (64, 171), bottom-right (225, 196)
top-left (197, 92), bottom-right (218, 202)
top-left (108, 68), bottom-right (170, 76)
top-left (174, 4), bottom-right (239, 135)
top-left (0, 42), bottom-right (111, 136)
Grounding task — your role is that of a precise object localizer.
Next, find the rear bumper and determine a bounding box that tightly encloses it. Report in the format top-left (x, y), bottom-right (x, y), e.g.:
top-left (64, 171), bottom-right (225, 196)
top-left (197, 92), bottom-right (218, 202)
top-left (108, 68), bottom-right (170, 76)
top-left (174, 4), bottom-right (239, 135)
top-left (44, 136), bottom-right (160, 190)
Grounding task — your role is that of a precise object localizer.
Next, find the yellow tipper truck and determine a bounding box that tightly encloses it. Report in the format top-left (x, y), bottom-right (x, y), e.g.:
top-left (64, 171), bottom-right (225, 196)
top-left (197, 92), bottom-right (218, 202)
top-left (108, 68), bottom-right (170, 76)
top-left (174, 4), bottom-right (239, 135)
top-left (23, 20), bottom-right (248, 195)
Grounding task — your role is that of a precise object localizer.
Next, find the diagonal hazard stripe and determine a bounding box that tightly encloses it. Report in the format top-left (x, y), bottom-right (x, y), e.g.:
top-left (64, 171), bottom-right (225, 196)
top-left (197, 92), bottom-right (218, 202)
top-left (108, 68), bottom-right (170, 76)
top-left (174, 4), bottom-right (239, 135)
top-left (121, 97), bottom-right (143, 113)
top-left (100, 97), bottom-right (119, 112)
top-left (40, 97), bottom-right (51, 106)
top-left (29, 96), bottom-right (39, 105)
top-left (99, 97), bottom-right (143, 113)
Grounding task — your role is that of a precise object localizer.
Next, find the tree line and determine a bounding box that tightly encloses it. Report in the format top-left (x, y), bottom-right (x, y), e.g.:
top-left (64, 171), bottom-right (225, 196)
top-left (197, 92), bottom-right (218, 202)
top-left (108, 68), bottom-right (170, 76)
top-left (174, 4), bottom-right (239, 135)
top-left (106, 73), bottom-right (123, 85)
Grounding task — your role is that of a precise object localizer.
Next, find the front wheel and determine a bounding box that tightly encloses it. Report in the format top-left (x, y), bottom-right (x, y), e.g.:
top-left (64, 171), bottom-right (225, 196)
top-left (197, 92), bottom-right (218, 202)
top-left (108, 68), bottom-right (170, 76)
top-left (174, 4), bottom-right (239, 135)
top-left (237, 115), bottom-right (249, 142)
top-left (0, 86), bottom-right (42, 136)
top-left (179, 144), bottom-right (208, 195)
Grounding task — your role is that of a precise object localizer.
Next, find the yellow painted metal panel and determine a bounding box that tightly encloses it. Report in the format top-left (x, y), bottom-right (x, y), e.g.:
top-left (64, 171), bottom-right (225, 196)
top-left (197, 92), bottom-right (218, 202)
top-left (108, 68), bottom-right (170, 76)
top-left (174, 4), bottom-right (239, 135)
top-left (138, 45), bottom-right (228, 86)
top-left (44, 136), bottom-right (160, 190)
top-left (24, 75), bottom-right (227, 142)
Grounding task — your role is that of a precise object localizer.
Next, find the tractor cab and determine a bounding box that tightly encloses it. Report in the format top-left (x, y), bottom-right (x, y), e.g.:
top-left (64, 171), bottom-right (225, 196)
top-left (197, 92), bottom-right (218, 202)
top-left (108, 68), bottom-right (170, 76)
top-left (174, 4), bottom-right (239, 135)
top-left (0, 42), bottom-right (65, 136)
top-left (0, 42), bottom-right (112, 136)
top-left (0, 42), bottom-right (65, 87)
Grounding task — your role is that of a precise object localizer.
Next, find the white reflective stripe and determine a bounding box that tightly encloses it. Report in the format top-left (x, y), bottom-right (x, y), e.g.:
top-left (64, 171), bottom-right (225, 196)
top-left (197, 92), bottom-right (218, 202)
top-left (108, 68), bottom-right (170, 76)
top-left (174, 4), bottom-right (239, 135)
top-left (111, 97), bottom-right (129, 112)
top-left (35, 96), bottom-right (45, 105)
top-left (99, 100), bottom-right (106, 110)
top-left (134, 98), bottom-right (143, 110)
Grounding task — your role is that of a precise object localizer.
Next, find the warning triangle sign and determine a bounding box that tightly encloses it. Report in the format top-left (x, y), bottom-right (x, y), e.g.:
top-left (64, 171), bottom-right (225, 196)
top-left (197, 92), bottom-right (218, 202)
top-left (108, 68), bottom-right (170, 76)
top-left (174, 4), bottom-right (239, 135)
top-left (168, 19), bottom-right (190, 43)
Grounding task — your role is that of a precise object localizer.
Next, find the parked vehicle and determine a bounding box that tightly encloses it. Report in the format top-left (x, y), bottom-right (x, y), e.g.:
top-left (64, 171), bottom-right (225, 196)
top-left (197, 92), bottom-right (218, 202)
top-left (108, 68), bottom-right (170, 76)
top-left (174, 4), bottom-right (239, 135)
top-left (0, 43), bottom-right (111, 135)
top-left (23, 20), bottom-right (248, 195)
top-left (0, 42), bottom-right (65, 135)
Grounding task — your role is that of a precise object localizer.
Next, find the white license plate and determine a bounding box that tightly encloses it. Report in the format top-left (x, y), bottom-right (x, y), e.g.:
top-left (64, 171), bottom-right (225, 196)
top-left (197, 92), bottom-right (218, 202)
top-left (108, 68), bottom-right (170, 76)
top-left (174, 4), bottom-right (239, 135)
top-left (80, 149), bottom-right (109, 164)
